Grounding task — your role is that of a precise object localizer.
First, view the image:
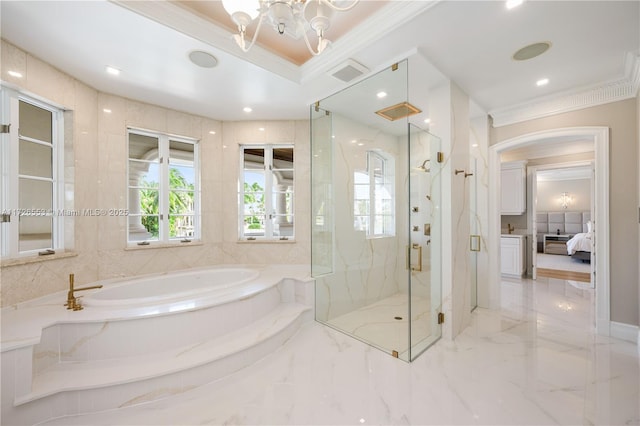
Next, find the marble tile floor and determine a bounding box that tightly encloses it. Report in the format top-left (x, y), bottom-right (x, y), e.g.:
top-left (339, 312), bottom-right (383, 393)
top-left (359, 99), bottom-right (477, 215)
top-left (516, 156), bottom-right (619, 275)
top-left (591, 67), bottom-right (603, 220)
top-left (42, 276), bottom-right (639, 426)
top-left (326, 293), bottom-right (432, 357)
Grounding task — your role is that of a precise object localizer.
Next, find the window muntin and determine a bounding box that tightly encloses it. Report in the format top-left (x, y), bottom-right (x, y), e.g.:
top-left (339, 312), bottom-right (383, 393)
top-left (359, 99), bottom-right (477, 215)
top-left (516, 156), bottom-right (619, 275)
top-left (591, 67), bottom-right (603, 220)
top-left (1, 90), bottom-right (63, 258)
top-left (239, 145), bottom-right (294, 240)
top-left (354, 151), bottom-right (395, 238)
top-left (127, 129), bottom-right (199, 244)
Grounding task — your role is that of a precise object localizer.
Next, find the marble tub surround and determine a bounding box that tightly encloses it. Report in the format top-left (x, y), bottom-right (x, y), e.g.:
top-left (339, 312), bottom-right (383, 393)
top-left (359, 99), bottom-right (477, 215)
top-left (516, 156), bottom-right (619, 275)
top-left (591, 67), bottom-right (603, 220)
top-left (1, 264), bottom-right (311, 352)
top-left (1, 265), bottom-right (313, 425)
top-left (39, 276), bottom-right (640, 426)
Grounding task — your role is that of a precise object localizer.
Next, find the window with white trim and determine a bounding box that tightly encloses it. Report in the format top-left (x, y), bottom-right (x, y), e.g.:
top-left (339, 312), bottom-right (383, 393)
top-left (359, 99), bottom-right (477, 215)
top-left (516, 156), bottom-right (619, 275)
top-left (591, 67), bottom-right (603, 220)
top-left (127, 129), bottom-right (200, 245)
top-left (0, 89), bottom-right (65, 258)
top-left (354, 151), bottom-right (395, 237)
top-left (239, 145), bottom-right (294, 240)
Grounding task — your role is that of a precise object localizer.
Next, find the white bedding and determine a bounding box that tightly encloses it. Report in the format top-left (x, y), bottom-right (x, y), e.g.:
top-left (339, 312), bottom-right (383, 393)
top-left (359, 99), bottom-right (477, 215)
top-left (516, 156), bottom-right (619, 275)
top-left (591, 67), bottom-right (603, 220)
top-left (566, 232), bottom-right (592, 255)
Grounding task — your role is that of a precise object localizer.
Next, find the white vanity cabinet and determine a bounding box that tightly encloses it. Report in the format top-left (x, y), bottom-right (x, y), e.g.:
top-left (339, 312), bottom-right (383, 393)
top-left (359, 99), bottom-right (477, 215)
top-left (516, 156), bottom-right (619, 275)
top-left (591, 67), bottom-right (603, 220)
top-left (501, 161), bottom-right (526, 215)
top-left (500, 235), bottom-right (526, 276)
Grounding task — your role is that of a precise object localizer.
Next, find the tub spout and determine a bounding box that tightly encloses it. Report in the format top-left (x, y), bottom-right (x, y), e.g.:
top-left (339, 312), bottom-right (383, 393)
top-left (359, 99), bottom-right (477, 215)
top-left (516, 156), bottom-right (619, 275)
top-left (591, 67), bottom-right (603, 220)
top-left (65, 274), bottom-right (102, 311)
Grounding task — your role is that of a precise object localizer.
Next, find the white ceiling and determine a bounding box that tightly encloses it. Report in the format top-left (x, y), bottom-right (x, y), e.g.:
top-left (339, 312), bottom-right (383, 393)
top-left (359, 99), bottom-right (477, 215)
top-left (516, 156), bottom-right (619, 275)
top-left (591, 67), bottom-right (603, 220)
top-left (1, 1), bottom-right (638, 125)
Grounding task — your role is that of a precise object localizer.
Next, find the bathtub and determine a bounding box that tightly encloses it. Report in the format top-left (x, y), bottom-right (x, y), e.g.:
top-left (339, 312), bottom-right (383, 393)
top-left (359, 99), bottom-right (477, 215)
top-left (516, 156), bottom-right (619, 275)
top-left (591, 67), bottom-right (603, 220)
top-left (83, 267), bottom-right (260, 307)
top-left (1, 264), bottom-right (314, 425)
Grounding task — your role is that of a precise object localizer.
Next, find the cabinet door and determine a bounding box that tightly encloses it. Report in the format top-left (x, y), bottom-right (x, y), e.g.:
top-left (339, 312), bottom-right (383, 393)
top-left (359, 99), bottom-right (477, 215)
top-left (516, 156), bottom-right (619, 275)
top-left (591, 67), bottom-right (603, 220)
top-left (501, 168), bottom-right (525, 214)
top-left (500, 239), bottom-right (519, 275)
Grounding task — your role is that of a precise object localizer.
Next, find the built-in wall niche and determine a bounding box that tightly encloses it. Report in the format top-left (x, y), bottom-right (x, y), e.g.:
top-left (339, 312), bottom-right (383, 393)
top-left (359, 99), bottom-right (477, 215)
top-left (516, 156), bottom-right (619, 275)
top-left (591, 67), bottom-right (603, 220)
top-left (536, 166), bottom-right (592, 211)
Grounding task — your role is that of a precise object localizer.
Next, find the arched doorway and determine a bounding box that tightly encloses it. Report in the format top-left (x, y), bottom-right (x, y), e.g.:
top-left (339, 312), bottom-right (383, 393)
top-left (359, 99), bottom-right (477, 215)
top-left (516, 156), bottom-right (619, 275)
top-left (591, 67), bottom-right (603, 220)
top-left (487, 127), bottom-right (610, 334)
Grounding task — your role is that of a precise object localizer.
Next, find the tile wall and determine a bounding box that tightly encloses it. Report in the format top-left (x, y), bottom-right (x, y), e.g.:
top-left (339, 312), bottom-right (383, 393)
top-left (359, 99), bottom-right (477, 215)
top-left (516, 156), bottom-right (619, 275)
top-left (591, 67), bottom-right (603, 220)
top-left (0, 40), bottom-right (310, 307)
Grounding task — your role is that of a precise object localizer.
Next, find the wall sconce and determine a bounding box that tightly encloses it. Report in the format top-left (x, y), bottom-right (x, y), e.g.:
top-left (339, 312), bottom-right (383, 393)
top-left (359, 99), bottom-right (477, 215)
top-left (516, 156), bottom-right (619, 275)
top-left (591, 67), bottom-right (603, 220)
top-left (560, 192), bottom-right (571, 209)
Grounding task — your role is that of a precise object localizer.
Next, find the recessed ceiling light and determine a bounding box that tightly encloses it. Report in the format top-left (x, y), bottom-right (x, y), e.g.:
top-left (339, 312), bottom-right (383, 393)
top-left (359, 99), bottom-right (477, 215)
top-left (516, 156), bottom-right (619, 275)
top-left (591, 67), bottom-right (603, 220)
top-left (536, 78), bottom-right (549, 86)
top-left (351, 139), bottom-right (357, 144)
top-left (424, 118), bottom-right (431, 124)
top-left (472, 143), bottom-right (479, 148)
top-left (209, 131), bottom-right (216, 135)
top-left (103, 108), bottom-right (112, 113)
top-left (258, 127), bottom-right (265, 131)
top-left (188, 50), bottom-right (218, 68)
top-left (105, 66), bottom-right (120, 76)
top-left (506, 0), bottom-right (524, 10)
top-left (357, 142), bottom-right (364, 146)
top-left (8, 70), bottom-right (23, 78)
top-left (513, 42), bottom-right (551, 61)
top-left (376, 91), bottom-right (387, 99)
top-left (243, 107), bottom-right (252, 113)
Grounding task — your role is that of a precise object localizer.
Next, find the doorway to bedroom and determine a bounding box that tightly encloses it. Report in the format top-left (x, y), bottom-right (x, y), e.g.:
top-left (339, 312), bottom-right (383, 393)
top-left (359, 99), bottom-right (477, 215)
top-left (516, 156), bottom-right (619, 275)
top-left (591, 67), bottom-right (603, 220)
top-left (531, 163), bottom-right (594, 288)
top-left (490, 126), bottom-right (610, 336)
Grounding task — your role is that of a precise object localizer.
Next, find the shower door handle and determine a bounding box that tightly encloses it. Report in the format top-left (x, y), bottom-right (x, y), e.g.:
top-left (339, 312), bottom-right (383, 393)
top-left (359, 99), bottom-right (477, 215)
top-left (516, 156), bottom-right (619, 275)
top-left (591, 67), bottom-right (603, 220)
top-left (470, 235), bottom-right (481, 252)
top-left (408, 243), bottom-right (422, 271)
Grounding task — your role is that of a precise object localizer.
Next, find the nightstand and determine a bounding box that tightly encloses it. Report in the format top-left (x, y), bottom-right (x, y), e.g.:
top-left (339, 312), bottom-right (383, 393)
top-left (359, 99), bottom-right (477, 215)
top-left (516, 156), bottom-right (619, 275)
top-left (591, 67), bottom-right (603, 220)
top-left (543, 234), bottom-right (572, 255)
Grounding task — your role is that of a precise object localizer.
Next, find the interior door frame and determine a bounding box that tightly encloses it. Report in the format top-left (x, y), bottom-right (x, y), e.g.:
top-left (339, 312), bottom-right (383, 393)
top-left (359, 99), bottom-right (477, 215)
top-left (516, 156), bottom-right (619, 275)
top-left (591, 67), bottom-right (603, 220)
top-left (528, 161), bottom-right (595, 286)
top-left (487, 127), bottom-right (610, 335)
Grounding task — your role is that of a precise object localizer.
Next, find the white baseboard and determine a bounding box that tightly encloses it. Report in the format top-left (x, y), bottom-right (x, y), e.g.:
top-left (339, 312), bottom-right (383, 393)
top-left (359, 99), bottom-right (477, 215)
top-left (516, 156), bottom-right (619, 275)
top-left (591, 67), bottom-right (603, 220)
top-left (610, 321), bottom-right (639, 344)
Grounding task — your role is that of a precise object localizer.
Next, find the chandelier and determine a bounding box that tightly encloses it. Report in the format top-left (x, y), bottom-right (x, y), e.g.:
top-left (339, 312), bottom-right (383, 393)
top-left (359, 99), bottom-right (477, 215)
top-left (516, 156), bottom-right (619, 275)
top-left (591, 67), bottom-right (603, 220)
top-left (221, 0), bottom-right (359, 56)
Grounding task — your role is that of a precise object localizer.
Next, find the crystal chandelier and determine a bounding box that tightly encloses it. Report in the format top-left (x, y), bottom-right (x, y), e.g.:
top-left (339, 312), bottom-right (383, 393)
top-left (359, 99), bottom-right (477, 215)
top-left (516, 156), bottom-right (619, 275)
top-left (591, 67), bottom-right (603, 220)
top-left (221, 0), bottom-right (359, 56)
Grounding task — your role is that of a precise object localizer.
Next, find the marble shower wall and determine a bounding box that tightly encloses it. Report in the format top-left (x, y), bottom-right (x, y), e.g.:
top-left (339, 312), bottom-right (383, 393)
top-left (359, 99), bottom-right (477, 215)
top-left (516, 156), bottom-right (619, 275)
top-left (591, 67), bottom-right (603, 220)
top-left (470, 114), bottom-right (490, 308)
top-left (0, 40), bottom-right (310, 307)
top-left (315, 114), bottom-right (409, 322)
top-left (428, 81), bottom-right (473, 339)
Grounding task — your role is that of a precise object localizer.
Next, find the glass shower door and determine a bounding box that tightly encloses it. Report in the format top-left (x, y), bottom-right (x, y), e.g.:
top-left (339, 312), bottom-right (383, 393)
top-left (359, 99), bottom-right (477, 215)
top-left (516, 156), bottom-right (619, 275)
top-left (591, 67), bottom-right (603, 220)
top-left (408, 124), bottom-right (442, 360)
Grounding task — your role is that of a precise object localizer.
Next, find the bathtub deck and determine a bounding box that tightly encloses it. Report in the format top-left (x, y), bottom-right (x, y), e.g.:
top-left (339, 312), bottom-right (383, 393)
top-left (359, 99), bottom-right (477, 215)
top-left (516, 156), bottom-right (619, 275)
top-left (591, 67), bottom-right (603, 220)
top-left (17, 303), bottom-right (311, 405)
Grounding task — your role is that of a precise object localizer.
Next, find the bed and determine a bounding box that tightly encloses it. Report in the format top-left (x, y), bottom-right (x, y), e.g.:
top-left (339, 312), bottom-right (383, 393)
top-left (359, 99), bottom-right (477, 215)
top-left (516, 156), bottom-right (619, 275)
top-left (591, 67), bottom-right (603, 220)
top-left (566, 232), bottom-right (592, 262)
top-left (536, 211), bottom-right (592, 262)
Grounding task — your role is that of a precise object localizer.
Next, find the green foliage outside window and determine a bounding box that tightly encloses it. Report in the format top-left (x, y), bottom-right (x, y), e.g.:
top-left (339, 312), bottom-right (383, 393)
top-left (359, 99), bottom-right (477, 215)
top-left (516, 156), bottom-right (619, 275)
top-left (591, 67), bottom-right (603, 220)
top-left (244, 181), bottom-right (264, 230)
top-left (140, 168), bottom-right (194, 237)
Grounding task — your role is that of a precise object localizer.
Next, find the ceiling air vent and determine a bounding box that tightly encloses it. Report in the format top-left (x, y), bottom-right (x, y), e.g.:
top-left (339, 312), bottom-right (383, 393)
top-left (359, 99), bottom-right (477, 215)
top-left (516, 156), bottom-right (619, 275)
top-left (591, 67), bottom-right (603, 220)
top-left (329, 59), bottom-right (369, 83)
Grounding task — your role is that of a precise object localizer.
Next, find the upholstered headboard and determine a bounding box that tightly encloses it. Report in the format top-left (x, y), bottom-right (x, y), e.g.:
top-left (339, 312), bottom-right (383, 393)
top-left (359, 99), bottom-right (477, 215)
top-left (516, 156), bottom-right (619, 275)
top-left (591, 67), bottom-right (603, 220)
top-left (536, 211), bottom-right (591, 236)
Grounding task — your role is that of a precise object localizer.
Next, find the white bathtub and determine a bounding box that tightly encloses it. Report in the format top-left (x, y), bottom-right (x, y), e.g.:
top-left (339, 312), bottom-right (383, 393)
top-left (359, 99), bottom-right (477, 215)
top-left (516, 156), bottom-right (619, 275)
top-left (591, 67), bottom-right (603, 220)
top-left (1, 265), bottom-right (314, 425)
top-left (83, 267), bottom-right (260, 307)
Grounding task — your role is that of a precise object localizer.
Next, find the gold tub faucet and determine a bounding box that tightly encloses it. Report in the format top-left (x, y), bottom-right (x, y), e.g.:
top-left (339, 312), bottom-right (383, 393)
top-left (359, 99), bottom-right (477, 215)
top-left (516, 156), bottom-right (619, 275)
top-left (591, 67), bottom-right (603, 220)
top-left (508, 224), bottom-right (515, 234)
top-left (65, 273), bottom-right (103, 311)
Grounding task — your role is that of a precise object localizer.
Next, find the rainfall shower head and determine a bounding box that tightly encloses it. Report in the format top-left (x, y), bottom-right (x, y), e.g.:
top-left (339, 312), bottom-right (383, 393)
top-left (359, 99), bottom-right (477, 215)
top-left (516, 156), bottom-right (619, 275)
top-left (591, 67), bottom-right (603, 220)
top-left (375, 102), bottom-right (421, 121)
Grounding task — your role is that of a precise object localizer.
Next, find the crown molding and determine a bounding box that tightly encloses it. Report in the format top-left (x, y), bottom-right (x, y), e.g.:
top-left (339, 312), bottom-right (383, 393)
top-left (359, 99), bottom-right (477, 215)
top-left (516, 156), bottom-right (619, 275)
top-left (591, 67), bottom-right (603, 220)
top-left (626, 51), bottom-right (640, 95)
top-left (490, 52), bottom-right (640, 128)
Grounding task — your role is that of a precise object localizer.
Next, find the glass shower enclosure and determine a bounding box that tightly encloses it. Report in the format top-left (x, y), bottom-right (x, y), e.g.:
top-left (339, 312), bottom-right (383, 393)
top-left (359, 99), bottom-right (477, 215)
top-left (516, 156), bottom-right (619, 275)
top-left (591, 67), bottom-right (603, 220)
top-left (311, 60), bottom-right (442, 361)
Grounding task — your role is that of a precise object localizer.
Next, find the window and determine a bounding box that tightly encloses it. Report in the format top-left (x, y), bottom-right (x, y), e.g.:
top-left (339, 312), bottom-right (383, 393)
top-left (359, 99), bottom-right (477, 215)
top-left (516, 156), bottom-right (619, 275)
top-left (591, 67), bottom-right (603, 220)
top-left (239, 145), bottom-right (294, 240)
top-left (0, 89), bottom-right (64, 258)
top-left (354, 151), bottom-right (395, 237)
top-left (127, 129), bottom-right (200, 244)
